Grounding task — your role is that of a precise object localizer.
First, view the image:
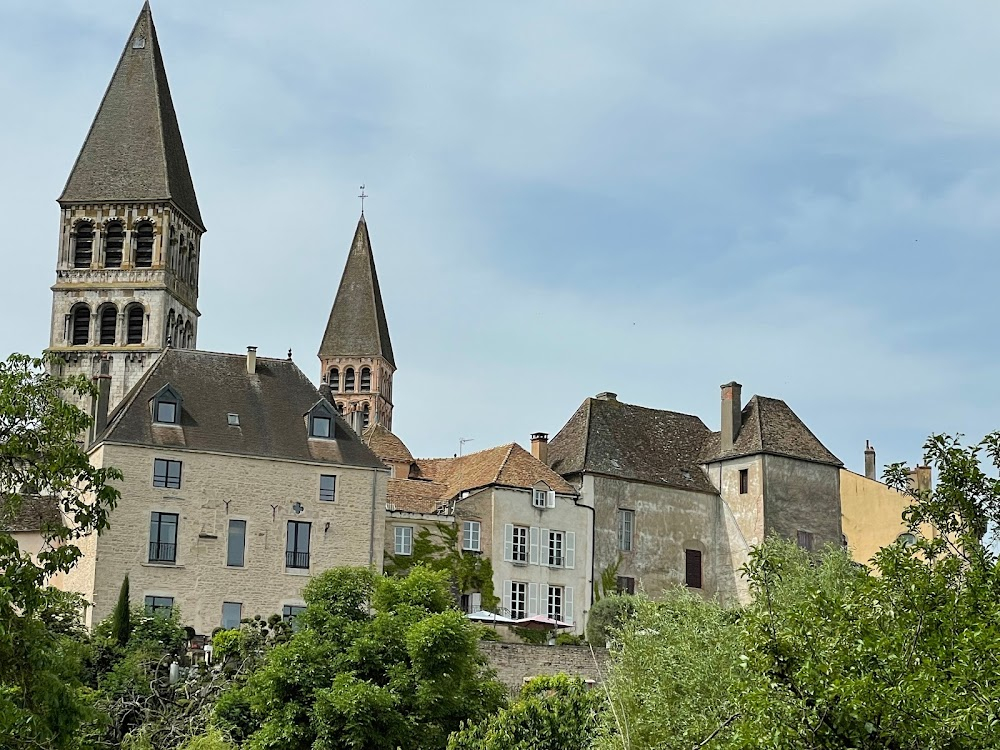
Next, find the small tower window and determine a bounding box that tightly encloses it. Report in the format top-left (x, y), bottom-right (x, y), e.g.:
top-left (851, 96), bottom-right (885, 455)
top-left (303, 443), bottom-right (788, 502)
top-left (329, 367), bottom-right (340, 392)
top-left (104, 221), bottom-right (124, 268)
top-left (98, 304), bottom-right (117, 345)
top-left (184, 321), bottom-right (193, 349)
top-left (70, 304), bottom-right (90, 345)
top-left (360, 367), bottom-right (372, 392)
top-left (344, 367), bottom-right (356, 392)
top-left (165, 309), bottom-right (175, 346)
top-left (135, 221), bottom-right (154, 267)
top-left (362, 403), bottom-right (371, 429)
top-left (73, 223), bottom-right (94, 268)
top-left (126, 304), bottom-right (144, 344)
top-left (188, 242), bottom-right (196, 282)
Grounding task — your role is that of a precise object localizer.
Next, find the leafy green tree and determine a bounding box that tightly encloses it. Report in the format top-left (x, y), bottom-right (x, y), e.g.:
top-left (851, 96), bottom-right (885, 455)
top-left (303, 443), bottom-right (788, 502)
top-left (584, 594), bottom-right (636, 647)
top-left (448, 674), bottom-right (604, 750)
top-left (112, 575), bottom-right (132, 646)
top-left (214, 565), bottom-right (507, 749)
top-left (0, 353), bottom-right (122, 749)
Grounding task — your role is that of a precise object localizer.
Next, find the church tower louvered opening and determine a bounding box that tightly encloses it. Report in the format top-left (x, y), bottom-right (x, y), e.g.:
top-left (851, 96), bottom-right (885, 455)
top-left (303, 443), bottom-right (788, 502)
top-left (318, 214), bottom-right (396, 432)
top-left (47, 2), bottom-right (205, 411)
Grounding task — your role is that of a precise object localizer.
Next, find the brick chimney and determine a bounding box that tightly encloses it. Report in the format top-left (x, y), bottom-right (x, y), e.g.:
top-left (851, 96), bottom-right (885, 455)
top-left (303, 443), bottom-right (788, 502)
top-left (531, 432), bottom-right (549, 464)
top-left (246, 346), bottom-right (257, 375)
top-left (90, 355), bottom-right (112, 445)
top-left (864, 440), bottom-right (876, 480)
top-left (720, 381), bottom-right (742, 452)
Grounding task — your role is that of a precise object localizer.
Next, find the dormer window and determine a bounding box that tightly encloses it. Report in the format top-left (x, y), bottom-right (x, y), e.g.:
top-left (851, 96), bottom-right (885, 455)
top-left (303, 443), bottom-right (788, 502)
top-left (151, 384), bottom-right (182, 425)
top-left (311, 416), bottom-right (331, 438)
top-left (532, 485), bottom-right (555, 509)
top-left (227, 413), bottom-right (240, 426)
top-left (306, 400), bottom-right (337, 439)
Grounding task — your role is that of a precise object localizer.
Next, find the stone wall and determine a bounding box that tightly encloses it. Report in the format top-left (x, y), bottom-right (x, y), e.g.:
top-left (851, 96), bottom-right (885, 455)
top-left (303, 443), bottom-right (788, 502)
top-left (479, 642), bottom-right (609, 693)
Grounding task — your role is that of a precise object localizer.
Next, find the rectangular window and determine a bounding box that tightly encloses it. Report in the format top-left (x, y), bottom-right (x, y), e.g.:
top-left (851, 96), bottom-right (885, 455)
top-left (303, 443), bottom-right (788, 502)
top-left (155, 400), bottom-right (177, 424)
top-left (311, 415), bottom-right (331, 438)
top-left (616, 576), bottom-right (636, 595)
top-left (739, 468), bottom-right (749, 495)
top-left (282, 604), bottom-right (306, 631)
top-left (394, 525), bottom-right (413, 556)
top-left (512, 525), bottom-right (528, 563)
top-left (548, 530), bottom-right (564, 567)
top-left (797, 530), bottom-right (814, 551)
top-left (149, 512), bottom-right (178, 563)
top-left (685, 549), bottom-right (703, 589)
top-left (153, 458), bottom-right (182, 489)
top-left (221, 602), bottom-right (242, 629)
top-left (532, 489), bottom-right (547, 508)
top-left (144, 595), bottom-right (174, 617)
top-left (510, 582), bottom-right (527, 619)
top-left (460, 592), bottom-right (482, 613)
top-left (227, 519), bottom-right (246, 567)
top-left (319, 474), bottom-right (337, 502)
top-left (547, 585), bottom-right (563, 621)
top-left (618, 509), bottom-right (634, 552)
top-left (286, 520), bottom-right (311, 568)
top-left (462, 521), bottom-right (481, 551)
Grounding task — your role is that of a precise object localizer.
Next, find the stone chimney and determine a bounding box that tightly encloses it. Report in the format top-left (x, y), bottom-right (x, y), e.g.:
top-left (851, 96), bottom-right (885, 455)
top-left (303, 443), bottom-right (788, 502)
top-left (595, 392), bottom-right (618, 402)
top-left (864, 440), bottom-right (876, 480)
top-left (908, 465), bottom-right (932, 495)
top-left (246, 346), bottom-right (257, 375)
top-left (90, 356), bottom-right (112, 444)
top-left (531, 432), bottom-right (549, 464)
top-left (720, 381), bottom-right (742, 452)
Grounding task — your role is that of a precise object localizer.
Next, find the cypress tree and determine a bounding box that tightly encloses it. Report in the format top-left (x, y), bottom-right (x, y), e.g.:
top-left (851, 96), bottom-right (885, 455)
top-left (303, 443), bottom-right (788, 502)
top-left (112, 575), bottom-right (131, 646)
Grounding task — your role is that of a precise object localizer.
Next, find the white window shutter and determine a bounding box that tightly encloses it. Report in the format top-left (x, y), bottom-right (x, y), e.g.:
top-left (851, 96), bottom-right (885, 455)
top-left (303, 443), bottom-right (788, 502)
top-left (503, 523), bottom-right (514, 562)
top-left (471, 592), bottom-right (482, 612)
top-left (541, 528), bottom-right (550, 566)
top-left (503, 580), bottom-right (512, 614)
top-left (565, 531), bottom-right (575, 569)
top-left (528, 582), bottom-right (538, 616)
top-left (529, 526), bottom-right (539, 565)
top-left (547, 490), bottom-right (556, 508)
top-left (564, 587), bottom-right (574, 624)
top-left (539, 584), bottom-right (549, 618)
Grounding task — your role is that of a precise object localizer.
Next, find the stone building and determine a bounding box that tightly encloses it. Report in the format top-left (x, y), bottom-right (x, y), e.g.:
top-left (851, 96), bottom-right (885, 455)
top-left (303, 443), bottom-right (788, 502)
top-left (58, 348), bottom-right (388, 634)
top-left (46, 3), bottom-right (205, 412)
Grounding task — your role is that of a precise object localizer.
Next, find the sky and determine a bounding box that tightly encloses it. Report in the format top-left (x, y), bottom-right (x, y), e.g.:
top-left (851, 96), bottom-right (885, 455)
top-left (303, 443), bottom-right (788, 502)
top-left (0, 1), bottom-right (997, 473)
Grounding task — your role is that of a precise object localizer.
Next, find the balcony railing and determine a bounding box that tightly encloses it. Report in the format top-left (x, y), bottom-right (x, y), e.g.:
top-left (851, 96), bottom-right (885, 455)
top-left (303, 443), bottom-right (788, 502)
top-left (148, 542), bottom-right (176, 563)
top-left (286, 550), bottom-right (310, 569)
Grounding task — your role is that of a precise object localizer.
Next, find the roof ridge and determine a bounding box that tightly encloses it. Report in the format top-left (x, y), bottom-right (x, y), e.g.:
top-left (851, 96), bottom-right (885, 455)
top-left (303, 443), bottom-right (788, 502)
top-left (494, 443), bottom-right (518, 484)
top-left (98, 348), bottom-right (169, 443)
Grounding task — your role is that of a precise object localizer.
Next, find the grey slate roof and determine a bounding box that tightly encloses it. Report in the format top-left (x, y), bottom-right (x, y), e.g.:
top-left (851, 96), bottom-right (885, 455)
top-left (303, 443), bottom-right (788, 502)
top-left (547, 397), bottom-right (718, 494)
top-left (2, 495), bottom-right (61, 533)
top-left (98, 349), bottom-right (384, 469)
top-left (318, 216), bottom-right (395, 367)
top-left (59, 2), bottom-right (204, 229)
top-left (700, 396), bottom-right (842, 467)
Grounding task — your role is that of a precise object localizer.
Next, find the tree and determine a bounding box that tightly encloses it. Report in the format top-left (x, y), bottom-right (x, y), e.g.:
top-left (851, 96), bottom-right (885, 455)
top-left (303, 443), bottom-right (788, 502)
top-left (584, 594), bottom-right (636, 647)
top-left (112, 575), bottom-right (132, 647)
top-left (448, 674), bottom-right (604, 750)
top-left (213, 565), bottom-right (507, 749)
top-left (0, 353), bottom-right (122, 749)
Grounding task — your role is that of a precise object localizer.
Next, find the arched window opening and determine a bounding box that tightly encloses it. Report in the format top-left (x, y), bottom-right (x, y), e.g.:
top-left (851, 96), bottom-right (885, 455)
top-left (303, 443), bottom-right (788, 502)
top-left (360, 367), bottom-right (372, 392)
top-left (328, 368), bottom-right (340, 392)
top-left (173, 320), bottom-right (183, 349)
top-left (126, 304), bottom-right (144, 344)
top-left (184, 322), bottom-right (193, 349)
top-left (178, 246), bottom-right (187, 279)
top-left (70, 305), bottom-right (90, 345)
top-left (135, 222), bottom-right (154, 267)
top-left (98, 305), bottom-right (117, 345)
top-left (344, 367), bottom-right (356, 392)
top-left (362, 403), bottom-right (371, 429)
top-left (104, 221), bottom-right (124, 268)
top-left (188, 243), bottom-right (196, 283)
top-left (73, 223), bottom-right (94, 268)
top-left (165, 310), bottom-right (175, 346)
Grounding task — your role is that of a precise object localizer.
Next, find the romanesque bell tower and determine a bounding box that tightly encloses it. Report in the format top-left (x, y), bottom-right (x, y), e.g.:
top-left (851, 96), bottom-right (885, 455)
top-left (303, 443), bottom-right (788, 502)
top-left (318, 215), bottom-right (396, 431)
top-left (47, 2), bottom-right (204, 410)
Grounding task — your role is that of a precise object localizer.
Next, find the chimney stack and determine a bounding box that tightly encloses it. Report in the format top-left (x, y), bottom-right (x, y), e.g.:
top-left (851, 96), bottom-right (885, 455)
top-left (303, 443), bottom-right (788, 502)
top-left (864, 440), bottom-right (876, 480)
top-left (531, 432), bottom-right (549, 465)
top-left (720, 381), bottom-right (742, 452)
top-left (908, 465), bottom-right (932, 495)
top-left (595, 392), bottom-right (618, 402)
top-left (90, 356), bottom-right (112, 444)
top-left (246, 346), bottom-right (257, 375)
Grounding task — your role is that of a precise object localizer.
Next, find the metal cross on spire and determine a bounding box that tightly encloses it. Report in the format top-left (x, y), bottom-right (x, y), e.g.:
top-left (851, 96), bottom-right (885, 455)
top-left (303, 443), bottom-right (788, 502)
top-left (358, 184), bottom-right (368, 214)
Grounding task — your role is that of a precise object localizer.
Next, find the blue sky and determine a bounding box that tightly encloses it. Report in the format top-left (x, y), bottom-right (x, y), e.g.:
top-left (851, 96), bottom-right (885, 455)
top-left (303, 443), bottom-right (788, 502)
top-left (0, 1), bottom-right (996, 472)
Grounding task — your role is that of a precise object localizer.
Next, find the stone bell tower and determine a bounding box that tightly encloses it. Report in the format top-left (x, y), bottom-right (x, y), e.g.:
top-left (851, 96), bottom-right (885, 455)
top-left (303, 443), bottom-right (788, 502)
top-left (318, 214), bottom-right (396, 432)
top-left (47, 2), bottom-right (205, 411)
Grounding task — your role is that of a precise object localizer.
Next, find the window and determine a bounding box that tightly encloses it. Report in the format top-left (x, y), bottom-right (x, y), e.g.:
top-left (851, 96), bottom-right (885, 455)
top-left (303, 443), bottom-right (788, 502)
top-left (73, 222), bottom-right (93, 268)
top-left (155, 399), bottom-right (178, 424)
top-left (739, 469), bottom-right (749, 494)
top-left (510, 582), bottom-right (527, 619)
top-left (394, 526), bottom-right (413, 556)
top-left (98, 304), bottom-right (117, 344)
top-left (149, 512), bottom-right (178, 563)
top-left (126, 304), bottom-right (144, 344)
top-left (70, 304), bottom-right (90, 345)
top-left (145, 595), bottom-right (174, 617)
top-left (360, 367), bottom-right (372, 392)
top-left (547, 585), bottom-right (563, 621)
top-left (319, 475), bottom-right (336, 502)
top-left (344, 367), bottom-right (356, 392)
top-left (286, 521), bottom-right (311, 568)
top-left (227, 413), bottom-right (240, 426)
top-left (462, 521), bottom-right (481, 551)
top-left (618, 509), bottom-right (634, 552)
top-left (221, 602), bottom-right (242, 629)
top-left (311, 415), bottom-right (331, 438)
top-left (104, 221), bottom-right (124, 268)
top-left (183, 321), bottom-right (193, 348)
top-left (532, 489), bottom-right (547, 508)
top-left (328, 367), bottom-right (340, 392)
top-left (362, 403), bottom-right (370, 429)
top-left (616, 576), bottom-right (636, 595)
top-left (797, 530), bottom-right (814, 551)
top-left (135, 221), bottom-right (154, 267)
top-left (460, 592), bottom-right (482, 613)
top-left (548, 530), bottom-right (564, 567)
top-left (685, 549), bottom-right (702, 589)
top-left (227, 519), bottom-right (246, 567)
top-left (153, 458), bottom-right (182, 489)
top-left (512, 525), bottom-right (527, 563)
top-left (282, 605), bottom-right (306, 629)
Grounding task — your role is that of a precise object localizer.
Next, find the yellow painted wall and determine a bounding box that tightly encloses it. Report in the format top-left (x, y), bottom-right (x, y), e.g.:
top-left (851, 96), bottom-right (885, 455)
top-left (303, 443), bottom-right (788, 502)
top-left (841, 469), bottom-right (915, 565)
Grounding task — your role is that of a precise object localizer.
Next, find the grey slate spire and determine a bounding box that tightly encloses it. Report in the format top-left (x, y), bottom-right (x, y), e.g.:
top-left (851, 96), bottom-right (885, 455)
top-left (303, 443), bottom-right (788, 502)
top-left (319, 215), bottom-right (395, 367)
top-left (59, 2), bottom-right (204, 229)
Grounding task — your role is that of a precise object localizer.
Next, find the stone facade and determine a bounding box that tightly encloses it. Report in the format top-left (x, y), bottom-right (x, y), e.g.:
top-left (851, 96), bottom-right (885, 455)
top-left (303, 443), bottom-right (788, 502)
top-left (322, 355), bottom-right (394, 432)
top-left (479, 642), bottom-right (608, 693)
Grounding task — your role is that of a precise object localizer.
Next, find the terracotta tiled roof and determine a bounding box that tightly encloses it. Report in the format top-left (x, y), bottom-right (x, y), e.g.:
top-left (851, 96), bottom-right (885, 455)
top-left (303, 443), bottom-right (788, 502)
top-left (2, 494), bottom-right (61, 533)
top-left (386, 478), bottom-right (450, 514)
top-left (363, 424), bottom-right (413, 464)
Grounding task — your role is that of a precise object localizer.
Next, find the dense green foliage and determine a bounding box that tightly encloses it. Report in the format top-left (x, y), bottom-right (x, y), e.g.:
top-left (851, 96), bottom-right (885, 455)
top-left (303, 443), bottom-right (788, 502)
top-left (584, 594), bottom-right (637, 647)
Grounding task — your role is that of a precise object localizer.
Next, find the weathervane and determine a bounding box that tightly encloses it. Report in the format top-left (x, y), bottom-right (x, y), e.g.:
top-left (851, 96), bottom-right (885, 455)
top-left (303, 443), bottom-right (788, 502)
top-left (358, 184), bottom-right (368, 214)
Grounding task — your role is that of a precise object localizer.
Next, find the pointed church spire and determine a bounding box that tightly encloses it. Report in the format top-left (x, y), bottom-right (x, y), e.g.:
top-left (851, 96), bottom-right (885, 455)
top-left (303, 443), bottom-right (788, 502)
top-left (319, 215), bottom-right (395, 367)
top-left (59, 2), bottom-right (204, 229)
